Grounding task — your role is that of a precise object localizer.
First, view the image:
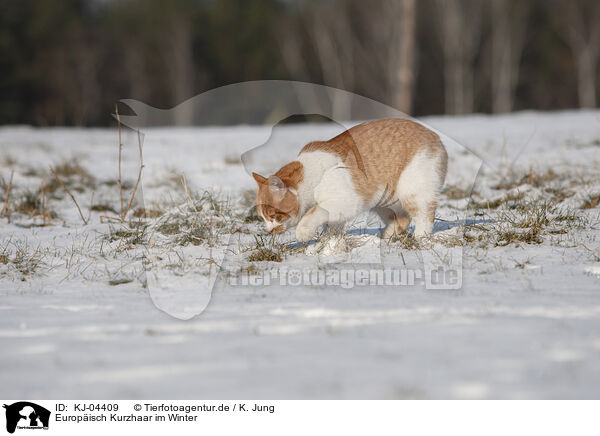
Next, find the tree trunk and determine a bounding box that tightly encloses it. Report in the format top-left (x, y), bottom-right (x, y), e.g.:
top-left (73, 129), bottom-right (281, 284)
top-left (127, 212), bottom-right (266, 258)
top-left (562, 0), bottom-right (600, 109)
top-left (166, 18), bottom-right (195, 125)
top-left (394, 0), bottom-right (416, 114)
top-left (438, 0), bottom-right (482, 114)
top-left (491, 0), bottom-right (530, 113)
top-left (575, 46), bottom-right (597, 108)
top-left (491, 0), bottom-right (511, 113)
top-left (308, 2), bottom-right (354, 121)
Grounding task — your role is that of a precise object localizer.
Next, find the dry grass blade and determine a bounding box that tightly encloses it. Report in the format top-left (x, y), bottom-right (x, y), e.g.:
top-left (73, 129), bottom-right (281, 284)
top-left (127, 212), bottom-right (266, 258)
top-left (582, 194), bottom-right (600, 209)
top-left (50, 167), bottom-right (88, 225)
top-left (122, 129), bottom-right (144, 219)
top-left (115, 104), bottom-right (124, 218)
top-left (87, 190), bottom-right (95, 223)
top-left (181, 173), bottom-right (199, 214)
top-left (2, 170), bottom-right (14, 223)
top-left (99, 215), bottom-right (140, 225)
top-left (40, 180), bottom-right (46, 225)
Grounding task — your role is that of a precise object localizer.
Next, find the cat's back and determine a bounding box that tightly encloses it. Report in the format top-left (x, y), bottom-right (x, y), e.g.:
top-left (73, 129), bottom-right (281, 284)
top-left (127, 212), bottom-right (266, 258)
top-left (299, 118), bottom-right (446, 200)
top-left (302, 118), bottom-right (441, 154)
top-left (342, 118), bottom-right (441, 154)
top-left (301, 118), bottom-right (443, 170)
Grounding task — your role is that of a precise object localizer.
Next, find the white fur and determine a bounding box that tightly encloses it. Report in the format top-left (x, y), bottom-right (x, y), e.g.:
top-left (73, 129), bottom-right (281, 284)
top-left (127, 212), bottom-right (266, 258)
top-left (293, 149), bottom-right (445, 241)
top-left (256, 206), bottom-right (281, 231)
top-left (295, 151), bottom-right (366, 241)
top-left (296, 151), bottom-right (340, 216)
top-left (264, 219), bottom-right (283, 232)
top-left (396, 150), bottom-right (445, 237)
top-left (295, 205), bottom-right (329, 242)
top-left (294, 151), bottom-right (349, 241)
top-left (314, 164), bottom-right (365, 222)
top-left (295, 162), bottom-right (367, 242)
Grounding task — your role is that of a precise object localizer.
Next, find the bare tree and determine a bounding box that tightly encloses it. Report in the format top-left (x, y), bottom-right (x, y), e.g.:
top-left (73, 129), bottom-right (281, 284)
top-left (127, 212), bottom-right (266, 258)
top-left (277, 14), bottom-right (326, 115)
top-left (124, 40), bottom-right (150, 104)
top-left (490, 0), bottom-right (531, 113)
top-left (164, 16), bottom-right (195, 125)
top-left (277, 0), bottom-right (418, 117)
top-left (436, 0), bottom-right (484, 114)
top-left (349, 0), bottom-right (417, 113)
top-left (278, 17), bottom-right (311, 83)
top-left (75, 35), bottom-right (102, 126)
top-left (305, 0), bottom-right (356, 120)
top-left (393, 0), bottom-right (417, 114)
top-left (560, 0), bottom-right (600, 108)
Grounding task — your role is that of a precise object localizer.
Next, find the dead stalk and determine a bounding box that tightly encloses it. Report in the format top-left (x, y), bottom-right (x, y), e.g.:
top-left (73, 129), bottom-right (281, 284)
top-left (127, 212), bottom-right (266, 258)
top-left (99, 215), bottom-right (139, 225)
top-left (115, 104), bottom-right (124, 218)
top-left (2, 170), bottom-right (14, 223)
top-left (100, 215), bottom-right (124, 224)
top-left (181, 173), bottom-right (199, 214)
top-left (122, 129), bottom-right (144, 219)
top-left (50, 167), bottom-right (88, 225)
top-left (87, 190), bottom-right (95, 223)
top-left (40, 180), bottom-right (46, 225)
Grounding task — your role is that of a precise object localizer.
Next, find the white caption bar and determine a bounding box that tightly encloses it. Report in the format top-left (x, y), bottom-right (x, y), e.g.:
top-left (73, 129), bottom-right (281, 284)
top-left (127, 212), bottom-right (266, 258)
top-left (1, 400), bottom-right (598, 436)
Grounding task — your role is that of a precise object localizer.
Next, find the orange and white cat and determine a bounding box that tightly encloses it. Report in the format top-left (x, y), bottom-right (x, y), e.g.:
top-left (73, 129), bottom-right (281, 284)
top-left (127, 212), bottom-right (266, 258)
top-left (252, 118), bottom-right (448, 241)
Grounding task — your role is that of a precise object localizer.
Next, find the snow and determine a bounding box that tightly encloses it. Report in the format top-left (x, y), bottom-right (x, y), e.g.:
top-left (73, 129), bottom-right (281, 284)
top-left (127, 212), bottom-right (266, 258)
top-left (1, 110), bottom-right (600, 399)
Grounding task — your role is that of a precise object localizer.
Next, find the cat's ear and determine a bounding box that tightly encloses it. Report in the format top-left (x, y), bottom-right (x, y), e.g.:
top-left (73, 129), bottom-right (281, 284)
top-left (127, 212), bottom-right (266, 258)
top-left (268, 175), bottom-right (287, 200)
top-left (252, 172), bottom-right (267, 185)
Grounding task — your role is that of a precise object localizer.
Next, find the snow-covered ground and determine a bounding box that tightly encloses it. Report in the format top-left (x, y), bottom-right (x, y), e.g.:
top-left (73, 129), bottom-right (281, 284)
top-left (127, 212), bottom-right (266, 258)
top-left (1, 110), bottom-right (599, 399)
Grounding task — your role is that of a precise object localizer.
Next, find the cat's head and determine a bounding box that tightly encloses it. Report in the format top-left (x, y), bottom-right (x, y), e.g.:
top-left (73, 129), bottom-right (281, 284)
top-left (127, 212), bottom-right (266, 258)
top-left (252, 162), bottom-right (303, 234)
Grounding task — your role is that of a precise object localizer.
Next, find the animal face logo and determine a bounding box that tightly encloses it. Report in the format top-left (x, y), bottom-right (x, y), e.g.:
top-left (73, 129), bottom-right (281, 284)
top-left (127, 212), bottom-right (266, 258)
top-left (3, 402), bottom-right (50, 434)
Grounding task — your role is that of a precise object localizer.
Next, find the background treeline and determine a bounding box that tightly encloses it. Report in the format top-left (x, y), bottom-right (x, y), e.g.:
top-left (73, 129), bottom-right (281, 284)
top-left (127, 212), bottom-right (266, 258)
top-left (1, 0), bottom-right (599, 126)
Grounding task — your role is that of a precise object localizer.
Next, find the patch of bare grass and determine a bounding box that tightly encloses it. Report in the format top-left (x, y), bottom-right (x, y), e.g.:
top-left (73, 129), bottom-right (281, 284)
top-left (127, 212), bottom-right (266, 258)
top-left (2, 155), bottom-right (17, 167)
top-left (471, 191), bottom-right (524, 210)
top-left (494, 167), bottom-right (559, 190)
top-left (545, 186), bottom-right (575, 202)
top-left (46, 160), bottom-right (95, 195)
top-left (463, 199), bottom-right (587, 248)
top-left (495, 228), bottom-right (543, 246)
top-left (149, 189), bottom-right (239, 247)
top-left (0, 239), bottom-right (46, 280)
top-left (104, 223), bottom-right (149, 252)
top-left (246, 235), bottom-right (284, 262)
top-left (91, 203), bottom-right (118, 214)
top-left (582, 194), bottom-right (600, 209)
top-left (442, 185), bottom-right (473, 200)
top-left (13, 188), bottom-right (56, 221)
top-left (243, 207), bottom-right (262, 223)
top-left (389, 233), bottom-right (421, 250)
top-left (224, 154), bottom-right (241, 165)
top-left (133, 207), bottom-right (163, 218)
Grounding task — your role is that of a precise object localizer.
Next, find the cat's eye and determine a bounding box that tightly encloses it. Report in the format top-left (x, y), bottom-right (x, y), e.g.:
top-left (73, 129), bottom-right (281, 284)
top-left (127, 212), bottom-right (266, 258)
top-left (273, 212), bottom-right (288, 221)
top-left (262, 206), bottom-right (288, 222)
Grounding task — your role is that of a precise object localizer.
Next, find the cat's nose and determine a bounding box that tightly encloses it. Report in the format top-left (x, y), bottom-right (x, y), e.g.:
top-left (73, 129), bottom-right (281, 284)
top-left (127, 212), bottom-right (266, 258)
top-left (269, 225), bottom-right (284, 234)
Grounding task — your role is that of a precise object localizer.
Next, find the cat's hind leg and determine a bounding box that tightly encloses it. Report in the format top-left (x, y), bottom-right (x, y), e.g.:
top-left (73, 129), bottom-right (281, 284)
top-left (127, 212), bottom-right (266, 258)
top-left (373, 203), bottom-right (411, 239)
top-left (399, 197), bottom-right (436, 238)
top-left (396, 151), bottom-right (445, 238)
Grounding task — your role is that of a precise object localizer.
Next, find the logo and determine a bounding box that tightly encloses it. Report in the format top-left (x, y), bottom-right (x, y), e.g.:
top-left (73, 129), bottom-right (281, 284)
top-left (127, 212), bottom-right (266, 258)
top-left (3, 402), bottom-right (50, 434)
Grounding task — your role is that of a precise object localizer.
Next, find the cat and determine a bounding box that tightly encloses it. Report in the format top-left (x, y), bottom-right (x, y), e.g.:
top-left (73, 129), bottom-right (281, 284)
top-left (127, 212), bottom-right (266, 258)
top-left (252, 118), bottom-right (448, 242)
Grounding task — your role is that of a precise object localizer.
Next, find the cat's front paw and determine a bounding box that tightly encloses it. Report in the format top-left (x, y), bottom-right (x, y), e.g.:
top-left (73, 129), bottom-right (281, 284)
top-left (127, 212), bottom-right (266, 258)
top-left (381, 224), bottom-right (398, 239)
top-left (295, 223), bottom-right (315, 242)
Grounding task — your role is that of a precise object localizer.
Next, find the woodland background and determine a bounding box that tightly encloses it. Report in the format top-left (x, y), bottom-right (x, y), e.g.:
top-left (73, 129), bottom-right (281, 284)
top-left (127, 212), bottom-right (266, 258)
top-left (1, 0), bottom-right (599, 126)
